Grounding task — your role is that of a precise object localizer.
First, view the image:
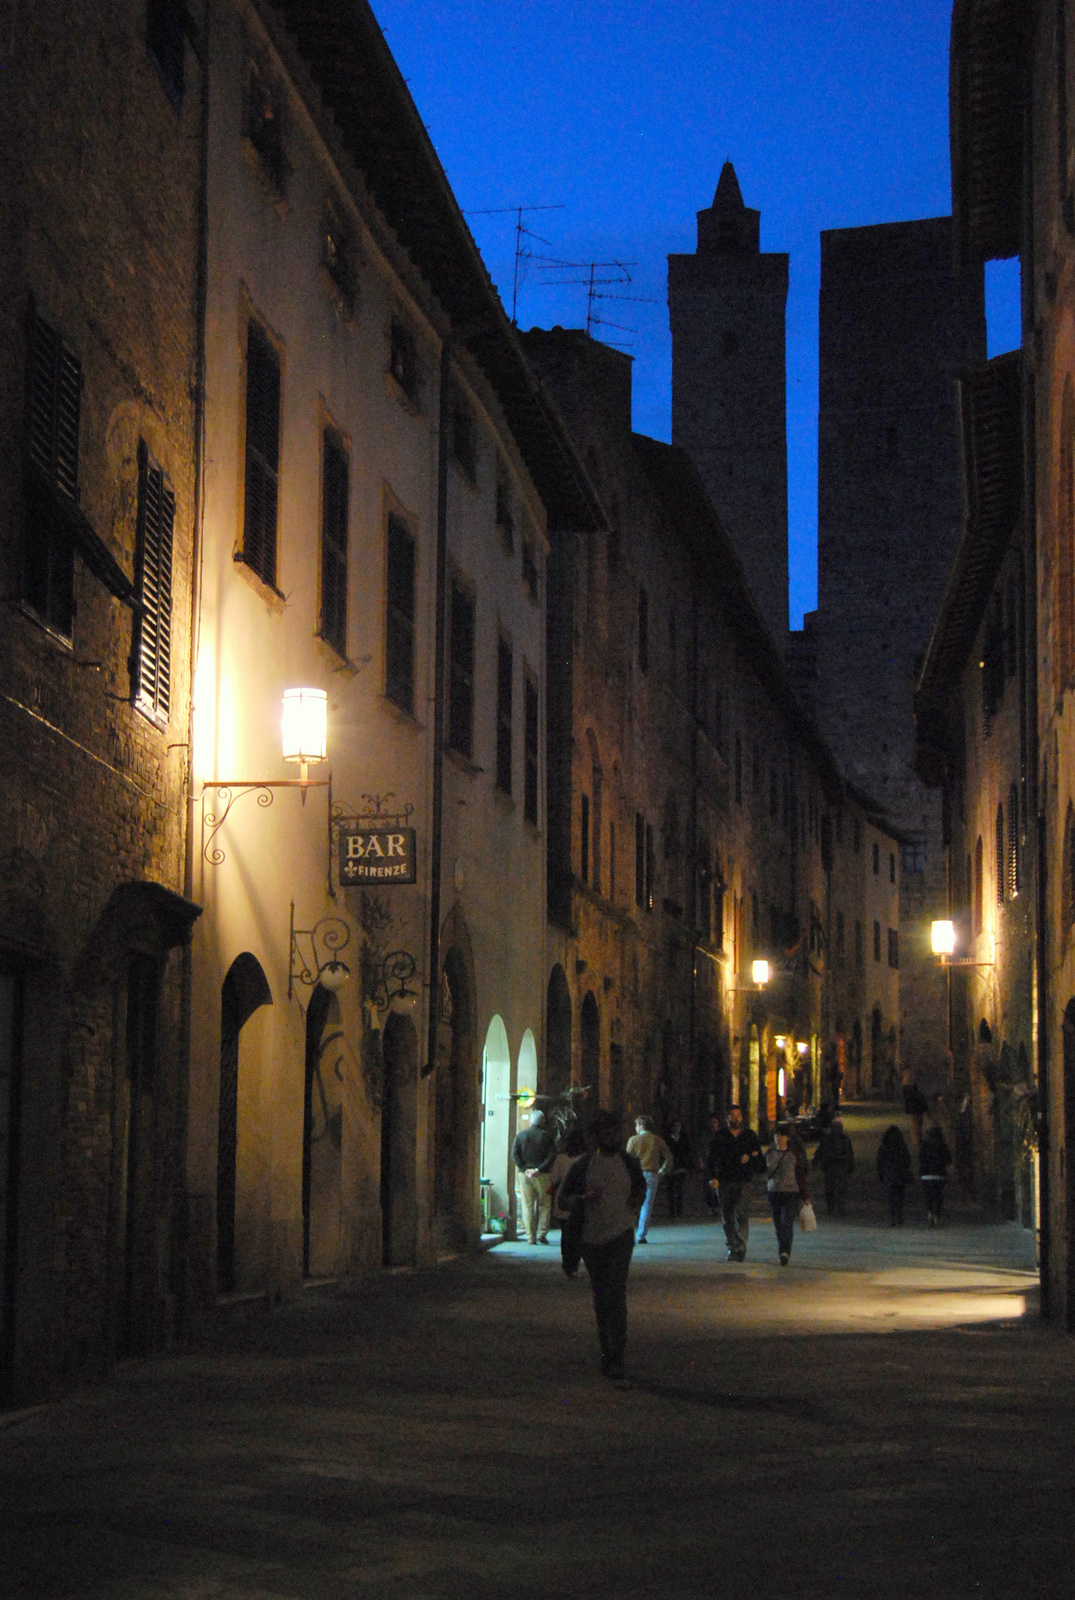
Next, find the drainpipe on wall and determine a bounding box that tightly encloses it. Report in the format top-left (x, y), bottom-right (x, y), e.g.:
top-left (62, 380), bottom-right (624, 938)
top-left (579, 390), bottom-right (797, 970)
top-left (424, 339), bottom-right (451, 1077)
top-left (178, 0), bottom-right (212, 1340)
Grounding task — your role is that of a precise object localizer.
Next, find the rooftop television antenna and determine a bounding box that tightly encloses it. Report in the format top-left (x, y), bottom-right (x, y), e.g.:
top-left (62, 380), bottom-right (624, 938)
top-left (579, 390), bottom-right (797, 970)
top-left (465, 203), bottom-right (565, 324)
top-left (536, 258), bottom-right (656, 348)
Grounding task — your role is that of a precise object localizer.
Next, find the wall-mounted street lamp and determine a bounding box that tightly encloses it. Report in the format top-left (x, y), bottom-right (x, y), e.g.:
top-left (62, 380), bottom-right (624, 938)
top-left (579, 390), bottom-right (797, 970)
top-left (775, 1034), bottom-right (786, 1051)
top-left (751, 959), bottom-right (770, 987)
top-left (931, 919), bottom-right (994, 968)
top-left (203, 687), bottom-right (331, 866)
top-left (288, 903), bottom-right (352, 1002)
top-left (797, 1040), bottom-right (809, 1057)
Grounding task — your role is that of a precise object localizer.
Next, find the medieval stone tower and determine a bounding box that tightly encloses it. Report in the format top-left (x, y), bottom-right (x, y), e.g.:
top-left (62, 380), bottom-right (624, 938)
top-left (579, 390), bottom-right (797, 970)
top-left (668, 162), bottom-right (789, 643)
top-left (811, 217), bottom-right (986, 1081)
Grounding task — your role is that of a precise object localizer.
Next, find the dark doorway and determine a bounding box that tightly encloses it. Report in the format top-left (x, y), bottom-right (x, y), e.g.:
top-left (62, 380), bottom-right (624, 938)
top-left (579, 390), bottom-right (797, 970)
top-left (0, 968), bottom-right (24, 1392)
top-left (216, 953), bottom-right (272, 1295)
top-left (434, 949), bottom-right (475, 1250)
top-left (120, 953), bottom-right (160, 1356)
top-left (303, 984), bottom-right (343, 1278)
top-left (581, 990), bottom-right (600, 1102)
top-left (381, 1012), bottom-right (418, 1266)
top-left (545, 965), bottom-right (572, 1098)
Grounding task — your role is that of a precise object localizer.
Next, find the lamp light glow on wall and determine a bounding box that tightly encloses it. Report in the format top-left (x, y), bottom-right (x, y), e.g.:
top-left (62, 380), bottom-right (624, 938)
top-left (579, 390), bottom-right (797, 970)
top-left (931, 920), bottom-right (956, 956)
top-left (751, 959), bottom-right (770, 987)
top-left (778, 1067), bottom-right (786, 1098)
top-left (797, 1040), bottom-right (809, 1056)
top-left (282, 687), bottom-right (328, 790)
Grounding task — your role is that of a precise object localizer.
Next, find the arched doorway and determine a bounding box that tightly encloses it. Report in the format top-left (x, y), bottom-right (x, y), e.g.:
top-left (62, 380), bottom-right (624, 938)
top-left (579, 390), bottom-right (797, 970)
top-left (580, 990), bottom-right (600, 1103)
top-left (545, 965), bottom-right (572, 1098)
top-left (302, 984), bottom-right (344, 1279)
top-left (381, 1011), bottom-right (418, 1267)
top-left (217, 953), bottom-right (272, 1295)
top-left (434, 935), bottom-right (477, 1251)
top-left (481, 1017), bottom-right (512, 1228)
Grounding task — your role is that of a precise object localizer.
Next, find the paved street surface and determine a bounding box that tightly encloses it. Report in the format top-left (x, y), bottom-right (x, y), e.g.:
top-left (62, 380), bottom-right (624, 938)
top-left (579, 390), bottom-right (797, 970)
top-left (2, 1105), bottom-right (1070, 1599)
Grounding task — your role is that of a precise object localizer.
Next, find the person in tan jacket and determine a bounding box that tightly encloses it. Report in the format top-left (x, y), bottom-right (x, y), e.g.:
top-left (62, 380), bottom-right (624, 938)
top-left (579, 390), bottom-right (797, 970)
top-left (625, 1116), bottom-right (673, 1243)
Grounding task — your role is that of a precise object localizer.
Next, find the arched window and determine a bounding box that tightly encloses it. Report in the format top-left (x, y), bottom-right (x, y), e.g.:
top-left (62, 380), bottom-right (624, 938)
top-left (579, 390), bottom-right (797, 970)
top-left (995, 804), bottom-right (1005, 906)
top-left (1058, 378), bottom-right (1075, 690)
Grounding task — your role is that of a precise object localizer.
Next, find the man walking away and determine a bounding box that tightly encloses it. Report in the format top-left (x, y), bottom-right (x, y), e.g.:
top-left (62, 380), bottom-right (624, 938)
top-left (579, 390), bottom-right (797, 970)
top-left (626, 1115), bottom-right (673, 1243)
top-left (511, 1108), bottom-right (556, 1244)
top-left (705, 1105), bottom-right (764, 1261)
top-left (559, 1111), bottom-right (646, 1384)
top-left (919, 1122), bottom-right (952, 1226)
top-left (811, 1118), bottom-right (855, 1216)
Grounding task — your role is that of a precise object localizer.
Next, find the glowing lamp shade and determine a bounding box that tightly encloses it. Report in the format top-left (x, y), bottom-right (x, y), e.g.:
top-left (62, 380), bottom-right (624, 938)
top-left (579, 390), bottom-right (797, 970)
top-left (775, 1035), bottom-right (786, 1051)
top-left (931, 920), bottom-right (956, 956)
top-left (282, 688), bottom-right (327, 778)
top-left (319, 959), bottom-right (349, 992)
top-left (778, 1067), bottom-right (786, 1098)
top-left (797, 1040), bottom-right (809, 1056)
top-left (751, 959), bottom-right (769, 987)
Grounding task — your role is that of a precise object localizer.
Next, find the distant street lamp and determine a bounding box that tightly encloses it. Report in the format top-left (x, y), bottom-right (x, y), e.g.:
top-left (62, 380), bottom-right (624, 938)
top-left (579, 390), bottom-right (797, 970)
top-left (751, 959), bottom-right (770, 987)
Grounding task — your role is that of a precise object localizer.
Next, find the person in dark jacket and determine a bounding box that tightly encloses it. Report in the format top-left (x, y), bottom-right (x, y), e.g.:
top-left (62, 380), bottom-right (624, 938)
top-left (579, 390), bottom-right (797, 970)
top-left (919, 1123), bottom-right (953, 1226)
top-left (663, 1120), bottom-right (694, 1218)
top-left (558, 1111), bottom-right (646, 1384)
top-left (811, 1118), bottom-right (855, 1215)
top-left (765, 1125), bottom-right (811, 1265)
top-left (705, 1106), bottom-right (764, 1261)
top-left (511, 1108), bottom-right (557, 1244)
top-left (877, 1124), bottom-right (912, 1226)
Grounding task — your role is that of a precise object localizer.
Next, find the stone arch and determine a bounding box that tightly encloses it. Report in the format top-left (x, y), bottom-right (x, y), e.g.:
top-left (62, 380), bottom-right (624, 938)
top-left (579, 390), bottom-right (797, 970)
top-left (480, 1016), bottom-right (512, 1228)
top-left (545, 964), bottom-right (572, 1098)
top-left (217, 951), bottom-right (272, 1295)
top-left (381, 1010), bottom-right (418, 1267)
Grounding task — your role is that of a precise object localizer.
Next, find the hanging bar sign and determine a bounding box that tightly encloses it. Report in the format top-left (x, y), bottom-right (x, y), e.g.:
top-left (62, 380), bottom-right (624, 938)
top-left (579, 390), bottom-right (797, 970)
top-left (339, 826), bottom-right (417, 885)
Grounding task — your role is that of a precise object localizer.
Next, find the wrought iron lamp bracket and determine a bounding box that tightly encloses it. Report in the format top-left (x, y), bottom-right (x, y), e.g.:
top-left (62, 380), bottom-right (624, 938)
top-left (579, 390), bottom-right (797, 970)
top-left (201, 777), bottom-right (330, 867)
top-left (288, 902), bottom-right (353, 1003)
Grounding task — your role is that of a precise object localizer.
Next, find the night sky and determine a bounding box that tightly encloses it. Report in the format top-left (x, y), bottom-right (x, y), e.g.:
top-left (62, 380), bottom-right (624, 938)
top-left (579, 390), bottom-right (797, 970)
top-left (374, 0), bottom-right (1021, 628)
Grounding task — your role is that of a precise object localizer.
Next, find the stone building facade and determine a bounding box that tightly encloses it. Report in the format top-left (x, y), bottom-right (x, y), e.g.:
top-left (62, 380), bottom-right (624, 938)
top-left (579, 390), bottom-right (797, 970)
top-left (524, 326), bottom-right (889, 1143)
top-left (915, 352), bottom-right (1032, 1222)
top-left (808, 217), bottom-right (986, 1090)
top-left (1, 0), bottom-right (205, 1399)
top-left (669, 164), bottom-right (790, 646)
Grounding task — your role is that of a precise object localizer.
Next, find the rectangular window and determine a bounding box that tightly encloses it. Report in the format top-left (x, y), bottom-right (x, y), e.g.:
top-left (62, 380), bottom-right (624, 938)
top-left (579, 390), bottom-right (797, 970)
top-left (873, 920), bottom-right (882, 962)
top-left (131, 441), bottom-right (175, 720)
top-left (889, 851), bottom-right (896, 885)
top-left (495, 469), bottom-right (515, 552)
top-left (322, 203), bottom-right (356, 312)
top-left (246, 62), bottom-right (287, 191)
top-left (23, 310), bottom-right (81, 637)
top-left (242, 323), bottom-right (280, 588)
top-left (888, 928), bottom-right (899, 969)
top-left (385, 515), bottom-right (415, 714)
top-left (147, 0), bottom-right (185, 106)
top-left (580, 794), bottom-right (590, 883)
top-left (495, 634), bottom-right (512, 795)
top-left (448, 580), bottom-right (475, 759)
top-left (855, 921), bottom-right (864, 969)
top-left (389, 317), bottom-right (418, 402)
top-left (872, 840), bottom-right (880, 875)
top-left (452, 389), bottom-right (477, 481)
top-left (522, 535), bottom-right (540, 603)
top-left (635, 812), bottom-right (645, 907)
top-left (320, 431), bottom-right (348, 657)
top-left (523, 674), bottom-right (539, 825)
top-left (902, 838), bottom-right (926, 874)
top-left (638, 585), bottom-right (649, 672)
top-left (835, 911), bottom-right (845, 966)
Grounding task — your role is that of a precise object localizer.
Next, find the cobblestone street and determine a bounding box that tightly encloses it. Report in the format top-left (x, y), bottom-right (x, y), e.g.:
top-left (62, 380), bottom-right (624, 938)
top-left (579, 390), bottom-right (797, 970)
top-left (1, 1109), bottom-right (1065, 1600)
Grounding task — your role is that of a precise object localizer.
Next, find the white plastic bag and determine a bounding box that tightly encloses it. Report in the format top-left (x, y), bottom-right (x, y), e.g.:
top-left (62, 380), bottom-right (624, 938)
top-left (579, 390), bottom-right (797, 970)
top-left (798, 1200), bottom-right (817, 1232)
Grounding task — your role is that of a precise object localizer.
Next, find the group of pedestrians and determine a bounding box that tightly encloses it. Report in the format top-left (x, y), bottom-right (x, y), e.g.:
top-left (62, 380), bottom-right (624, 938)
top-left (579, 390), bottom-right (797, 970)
top-left (513, 1096), bottom-right (955, 1387)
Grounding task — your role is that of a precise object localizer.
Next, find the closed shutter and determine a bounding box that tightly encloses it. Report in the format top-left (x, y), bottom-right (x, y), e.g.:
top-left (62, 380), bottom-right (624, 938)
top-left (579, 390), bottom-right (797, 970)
top-left (23, 310), bottom-right (81, 636)
top-left (495, 635), bottom-right (512, 794)
top-left (448, 581), bottom-right (475, 759)
top-left (320, 432), bottom-right (348, 656)
top-left (385, 516), bottom-right (415, 713)
top-left (524, 675), bottom-right (538, 825)
top-left (133, 442), bottom-right (175, 719)
top-left (243, 325), bottom-right (280, 586)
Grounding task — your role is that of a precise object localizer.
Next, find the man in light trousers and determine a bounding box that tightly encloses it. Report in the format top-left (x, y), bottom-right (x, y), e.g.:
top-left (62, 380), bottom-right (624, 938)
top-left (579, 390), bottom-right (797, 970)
top-left (625, 1115), bottom-right (673, 1243)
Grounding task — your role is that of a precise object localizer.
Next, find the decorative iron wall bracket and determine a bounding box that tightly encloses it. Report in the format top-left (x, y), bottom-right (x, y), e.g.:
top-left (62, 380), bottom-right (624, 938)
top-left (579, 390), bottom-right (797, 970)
top-left (288, 901), bottom-right (352, 1003)
top-left (201, 775), bottom-right (331, 869)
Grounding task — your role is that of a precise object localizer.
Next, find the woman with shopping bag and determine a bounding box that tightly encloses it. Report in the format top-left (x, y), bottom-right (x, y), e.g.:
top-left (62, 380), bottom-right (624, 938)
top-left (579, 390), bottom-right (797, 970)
top-left (765, 1124), bottom-right (812, 1265)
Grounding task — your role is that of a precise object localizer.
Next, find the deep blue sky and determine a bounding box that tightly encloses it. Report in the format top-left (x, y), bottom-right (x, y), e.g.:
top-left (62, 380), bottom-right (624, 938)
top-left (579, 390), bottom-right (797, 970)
top-left (374, 0), bottom-right (1020, 627)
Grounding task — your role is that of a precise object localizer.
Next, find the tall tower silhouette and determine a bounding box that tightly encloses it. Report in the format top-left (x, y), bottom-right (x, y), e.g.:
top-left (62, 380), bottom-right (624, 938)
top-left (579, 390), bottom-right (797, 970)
top-left (668, 163), bottom-right (789, 643)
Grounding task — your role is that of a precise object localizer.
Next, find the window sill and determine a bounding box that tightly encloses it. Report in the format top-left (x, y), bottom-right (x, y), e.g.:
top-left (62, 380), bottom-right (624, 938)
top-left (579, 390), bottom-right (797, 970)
top-left (232, 551), bottom-right (286, 612)
top-left (17, 601), bottom-right (74, 653)
top-left (444, 744), bottom-right (481, 777)
top-left (384, 368), bottom-right (422, 416)
top-left (381, 693), bottom-right (423, 732)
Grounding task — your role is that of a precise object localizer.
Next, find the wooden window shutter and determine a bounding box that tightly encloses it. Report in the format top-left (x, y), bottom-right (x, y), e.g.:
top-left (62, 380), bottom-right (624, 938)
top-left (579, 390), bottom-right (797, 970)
top-left (448, 581), bottom-right (475, 759)
top-left (27, 311), bottom-right (81, 500)
top-left (133, 441), bottom-right (175, 719)
top-left (320, 432), bottom-right (348, 657)
top-left (385, 515), bottom-right (415, 713)
top-left (524, 674), bottom-right (538, 825)
top-left (243, 325), bottom-right (280, 587)
top-left (495, 634), bottom-right (512, 794)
